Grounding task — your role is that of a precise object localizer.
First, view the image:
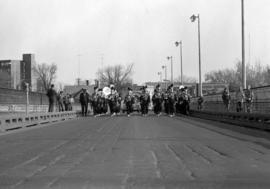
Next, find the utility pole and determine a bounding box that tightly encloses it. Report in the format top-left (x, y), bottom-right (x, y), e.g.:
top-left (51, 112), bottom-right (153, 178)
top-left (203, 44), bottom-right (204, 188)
top-left (242, 0), bottom-right (246, 89)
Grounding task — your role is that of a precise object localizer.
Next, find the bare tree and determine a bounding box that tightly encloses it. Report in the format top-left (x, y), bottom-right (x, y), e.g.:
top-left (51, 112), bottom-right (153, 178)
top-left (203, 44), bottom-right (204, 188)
top-left (33, 63), bottom-right (57, 91)
top-left (174, 75), bottom-right (197, 83)
top-left (96, 64), bottom-right (134, 92)
top-left (205, 61), bottom-right (270, 91)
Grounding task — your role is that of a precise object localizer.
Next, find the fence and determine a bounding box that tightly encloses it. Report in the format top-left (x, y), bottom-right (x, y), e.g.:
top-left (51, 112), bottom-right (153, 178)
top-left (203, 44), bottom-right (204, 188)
top-left (190, 85), bottom-right (270, 114)
top-left (0, 111), bottom-right (77, 132)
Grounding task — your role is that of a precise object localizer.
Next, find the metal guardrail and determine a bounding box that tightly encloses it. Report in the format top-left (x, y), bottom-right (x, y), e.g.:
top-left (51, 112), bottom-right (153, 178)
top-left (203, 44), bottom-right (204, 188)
top-left (190, 110), bottom-right (270, 131)
top-left (0, 111), bottom-right (77, 132)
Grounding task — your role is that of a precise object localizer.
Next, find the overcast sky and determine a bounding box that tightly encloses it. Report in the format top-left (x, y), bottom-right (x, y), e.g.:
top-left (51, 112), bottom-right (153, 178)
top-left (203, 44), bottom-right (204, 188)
top-left (0, 0), bottom-right (269, 85)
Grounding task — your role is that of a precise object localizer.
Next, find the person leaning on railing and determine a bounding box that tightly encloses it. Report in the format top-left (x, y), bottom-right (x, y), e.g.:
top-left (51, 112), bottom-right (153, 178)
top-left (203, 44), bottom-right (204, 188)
top-left (235, 86), bottom-right (245, 112)
top-left (222, 87), bottom-right (231, 112)
top-left (245, 85), bottom-right (254, 113)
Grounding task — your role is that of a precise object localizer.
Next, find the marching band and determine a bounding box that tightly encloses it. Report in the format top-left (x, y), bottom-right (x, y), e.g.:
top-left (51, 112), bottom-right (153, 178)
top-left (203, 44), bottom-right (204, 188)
top-left (78, 83), bottom-right (191, 117)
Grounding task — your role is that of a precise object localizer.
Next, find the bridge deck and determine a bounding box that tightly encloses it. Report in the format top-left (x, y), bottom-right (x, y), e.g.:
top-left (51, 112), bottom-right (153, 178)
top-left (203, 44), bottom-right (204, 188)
top-left (0, 115), bottom-right (270, 188)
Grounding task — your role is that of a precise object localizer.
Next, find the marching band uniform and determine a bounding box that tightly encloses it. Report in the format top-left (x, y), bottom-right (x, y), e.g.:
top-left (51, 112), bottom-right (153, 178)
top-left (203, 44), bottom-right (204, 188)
top-left (140, 86), bottom-right (150, 116)
top-left (181, 87), bottom-right (191, 115)
top-left (124, 87), bottom-right (135, 116)
top-left (152, 84), bottom-right (163, 116)
top-left (162, 91), bottom-right (169, 114)
top-left (108, 86), bottom-right (117, 116)
top-left (167, 84), bottom-right (176, 117)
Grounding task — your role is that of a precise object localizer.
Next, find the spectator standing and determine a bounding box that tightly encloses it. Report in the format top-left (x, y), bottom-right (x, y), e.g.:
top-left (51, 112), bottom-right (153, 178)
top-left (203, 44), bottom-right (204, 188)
top-left (46, 84), bottom-right (57, 112)
top-left (197, 95), bottom-right (204, 111)
top-left (245, 85), bottom-right (254, 113)
top-left (57, 91), bottom-right (64, 112)
top-left (222, 87), bottom-right (231, 111)
top-left (79, 88), bottom-right (90, 116)
top-left (235, 86), bottom-right (245, 112)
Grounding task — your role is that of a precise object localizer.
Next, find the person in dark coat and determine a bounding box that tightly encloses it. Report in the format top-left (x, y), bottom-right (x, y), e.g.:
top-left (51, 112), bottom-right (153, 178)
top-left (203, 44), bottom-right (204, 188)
top-left (182, 86), bottom-right (191, 115)
top-left (139, 86), bottom-right (150, 116)
top-left (79, 88), bottom-right (90, 116)
top-left (124, 87), bottom-right (135, 117)
top-left (46, 84), bottom-right (57, 112)
top-left (152, 84), bottom-right (163, 116)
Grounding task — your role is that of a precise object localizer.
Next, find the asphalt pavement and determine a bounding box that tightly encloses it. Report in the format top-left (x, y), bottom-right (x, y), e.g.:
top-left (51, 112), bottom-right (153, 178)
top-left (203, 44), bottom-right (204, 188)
top-left (0, 113), bottom-right (270, 189)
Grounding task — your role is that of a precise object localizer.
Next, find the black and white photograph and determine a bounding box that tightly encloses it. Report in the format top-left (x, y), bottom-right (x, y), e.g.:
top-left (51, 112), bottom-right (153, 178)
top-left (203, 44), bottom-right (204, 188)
top-left (0, 0), bottom-right (270, 188)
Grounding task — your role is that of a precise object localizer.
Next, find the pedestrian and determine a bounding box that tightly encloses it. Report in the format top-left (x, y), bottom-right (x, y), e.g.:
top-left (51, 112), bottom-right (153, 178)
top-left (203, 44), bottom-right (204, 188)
top-left (57, 91), bottom-right (64, 112)
top-left (167, 84), bottom-right (176, 117)
top-left (235, 86), bottom-right (245, 112)
top-left (46, 84), bottom-right (57, 112)
top-left (222, 87), bottom-right (231, 111)
top-left (124, 87), bottom-right (135, 117)
top-left (152, 84), bottom-right (163, 116)
top-left (245, 85), bottom-right (254, 113)
top-left (139, 86), bottom-right (150, 116)
top-left (197, 95), bottom-right (204, 111)
top-left (91, 86), bottom-right (99, 116)
top-left (79, 88), bottom-right (90, 116)
top-left (67, 94), bottom-right (74, 111)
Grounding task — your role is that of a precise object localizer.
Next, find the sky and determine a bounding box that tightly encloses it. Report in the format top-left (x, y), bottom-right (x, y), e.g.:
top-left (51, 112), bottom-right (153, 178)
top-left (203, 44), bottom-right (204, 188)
top-left (0, 0), bottom-right (269, 85)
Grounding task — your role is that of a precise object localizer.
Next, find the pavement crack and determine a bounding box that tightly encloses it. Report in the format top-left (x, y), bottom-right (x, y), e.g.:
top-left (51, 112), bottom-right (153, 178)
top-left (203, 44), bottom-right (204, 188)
top-left (205, 145), bottom-right (230, 158)
top-left (184, 144), bottom-right (212, 164)
top-left (166, 144), bottom-right (196, 180)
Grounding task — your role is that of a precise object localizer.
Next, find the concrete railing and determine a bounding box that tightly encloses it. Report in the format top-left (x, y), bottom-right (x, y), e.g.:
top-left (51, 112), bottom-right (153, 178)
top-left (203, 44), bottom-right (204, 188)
top-left (191, 110), bottom-right (270, 131)
top-left (0, 111), bottom-right (77, 132)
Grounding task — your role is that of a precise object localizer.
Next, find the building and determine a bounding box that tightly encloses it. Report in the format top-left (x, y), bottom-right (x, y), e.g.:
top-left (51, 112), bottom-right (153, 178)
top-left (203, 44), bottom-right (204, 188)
top-left (0, 54), bottom-right (37, 91)
top-left (0, 60), bottom-right (21, 89)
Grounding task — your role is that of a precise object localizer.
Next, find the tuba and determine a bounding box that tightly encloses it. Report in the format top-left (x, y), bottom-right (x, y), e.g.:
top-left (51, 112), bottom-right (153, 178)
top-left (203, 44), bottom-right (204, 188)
top-left (102, 87), bottom-right (111, 98)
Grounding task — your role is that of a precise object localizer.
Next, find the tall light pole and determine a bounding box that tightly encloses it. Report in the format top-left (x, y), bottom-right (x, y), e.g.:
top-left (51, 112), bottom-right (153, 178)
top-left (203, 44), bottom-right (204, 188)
top-left (157, 72), bottom-right (162, 82)
top-left (190, 14), bottom-right (202, 96)
top-left (175, 41), bottom-right (183, 85)
top-left (241, 0), bottom-right (246, 89)
top-left (167, 56), bottom-right (173, 84)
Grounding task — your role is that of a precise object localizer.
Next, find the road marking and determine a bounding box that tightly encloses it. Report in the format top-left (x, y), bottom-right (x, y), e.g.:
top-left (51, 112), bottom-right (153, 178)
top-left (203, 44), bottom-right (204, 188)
top-left (150, 150), bottom-right (161, 178)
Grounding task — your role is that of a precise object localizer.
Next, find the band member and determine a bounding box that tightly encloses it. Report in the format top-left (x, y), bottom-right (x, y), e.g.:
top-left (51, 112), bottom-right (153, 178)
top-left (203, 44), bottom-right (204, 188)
top-left (152, 84), bottom-right (163, 116)
top-left (91, 86), bottom-right (99, 116)
top-left (114, 92), bottom-right (122, 115)
top-left (162, 89), bottom-right (169, 114)
top-left (96, 88), bottom-right (107, 116)
top-left (108, 85), bottom-right (119, 116)
top-left (182, 86), bottom-right (191, 115)
top-left (175, 86), bottom-right (184, 113)
top-left (167, 84), bottom-right (176, 117)
top-left (79, 88), bottom-right (90, 116)
top-left (124, 87), bottom-right (135, 117)
top-left (139, 86), bottom-right (150, 116)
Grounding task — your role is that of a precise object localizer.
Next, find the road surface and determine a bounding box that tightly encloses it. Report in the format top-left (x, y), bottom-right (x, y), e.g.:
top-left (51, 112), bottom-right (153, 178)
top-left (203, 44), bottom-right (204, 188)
top-left (0, 114), bottom-right (270, 188)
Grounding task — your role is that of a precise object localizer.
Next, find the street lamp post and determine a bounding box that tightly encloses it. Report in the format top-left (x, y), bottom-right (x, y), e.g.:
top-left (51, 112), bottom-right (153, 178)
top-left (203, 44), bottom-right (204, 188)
top-left (241, 0), bottom-right (246, 89)
top-left (162, 65), bottom-right (167, 89)
top-left (157, 72), bottom-right (162, 82)
top-left (175, 41), bottom-right (183, 85)
top-left (167, 56), bottom-right (173, 84)
top-left (190, 14), bottom-right (202, 96)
